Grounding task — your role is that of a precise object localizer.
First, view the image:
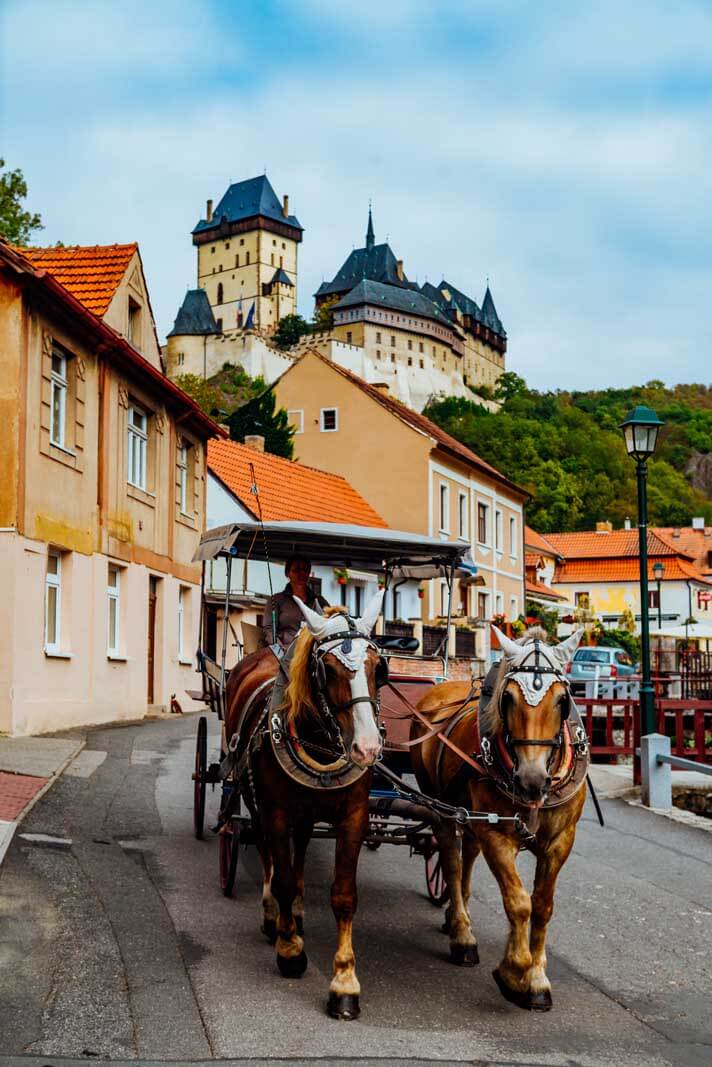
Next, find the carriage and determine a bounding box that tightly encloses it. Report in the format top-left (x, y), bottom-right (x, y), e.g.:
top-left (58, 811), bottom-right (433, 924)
top-left (190, 519), bottom-right (477, 903)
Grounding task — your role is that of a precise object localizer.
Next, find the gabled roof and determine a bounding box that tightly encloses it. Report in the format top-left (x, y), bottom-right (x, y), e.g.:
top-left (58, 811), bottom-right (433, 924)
top-left (526, 578), bottom-right (567, 601)
top-left (167, 289), bottom-right (218, 337)
top-left (315, 241), bottom-right (409, 299)
top-left (553, 557), bottom-right (712, 586)
top-left (192, 175), bottom-right (302, 236)
top-left (207, 439), bottom-right (388, 527)
top-left (525, 525), bottom-right (562, 558)
top-left (332, 278), bottom-right (453, 328)
top-left (655, 526), bottom-right (712, 573)
top-left (271, 267), bottom-right (293, 287)
top-left (544, 529), bottom-right (691, 561)
top-left (480, 285), bottom-right (504, 334)
top-left (438, 279), bottom-right (481, 321)
top-left (19, 243), bottom-right (137, 316)
top-left (296, 350), bottom-right (526, 498)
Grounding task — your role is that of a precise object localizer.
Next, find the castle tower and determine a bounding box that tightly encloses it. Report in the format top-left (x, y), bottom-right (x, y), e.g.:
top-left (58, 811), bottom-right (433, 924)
top-left (191, 175), bottom-right (302, 334)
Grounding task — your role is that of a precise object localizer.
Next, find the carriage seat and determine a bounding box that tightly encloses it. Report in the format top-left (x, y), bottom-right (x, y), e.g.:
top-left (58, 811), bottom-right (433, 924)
top-left (373, 635), bottom-right (420, 653)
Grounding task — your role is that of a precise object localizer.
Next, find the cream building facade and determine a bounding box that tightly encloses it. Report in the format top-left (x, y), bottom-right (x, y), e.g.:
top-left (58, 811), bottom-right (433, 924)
top-left (273, 350), bottom-right (526, 653)
top-left (0, 240), bottom-right (219, 736)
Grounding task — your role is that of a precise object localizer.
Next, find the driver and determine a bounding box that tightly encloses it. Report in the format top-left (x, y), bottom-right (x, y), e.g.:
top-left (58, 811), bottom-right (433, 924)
top-left (261, 555), bottom-right (329, 649)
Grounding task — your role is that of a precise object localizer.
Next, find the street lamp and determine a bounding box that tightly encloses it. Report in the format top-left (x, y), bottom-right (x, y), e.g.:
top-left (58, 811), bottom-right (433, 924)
top-left (620, 405), bottom-right (664, 737)
top-left (653, 561), bottom-right (664, 629)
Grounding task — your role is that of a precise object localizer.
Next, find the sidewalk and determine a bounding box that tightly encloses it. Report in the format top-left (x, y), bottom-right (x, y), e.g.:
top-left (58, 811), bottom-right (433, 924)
top-left (0, 735), bottom-right (85, 865)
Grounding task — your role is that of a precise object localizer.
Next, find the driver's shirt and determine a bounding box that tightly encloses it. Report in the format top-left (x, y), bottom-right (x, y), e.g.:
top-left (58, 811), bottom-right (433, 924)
top-left (261, 583), bottom-right (329, 648)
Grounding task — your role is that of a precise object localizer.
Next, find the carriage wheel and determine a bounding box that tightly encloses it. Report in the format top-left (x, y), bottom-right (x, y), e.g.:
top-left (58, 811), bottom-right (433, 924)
top-left (219, 820), bottom-right (240, 897)
top-left (425, 849), bottom-right (448, 907)
top-left (193, 715), bottom-right (208, 840)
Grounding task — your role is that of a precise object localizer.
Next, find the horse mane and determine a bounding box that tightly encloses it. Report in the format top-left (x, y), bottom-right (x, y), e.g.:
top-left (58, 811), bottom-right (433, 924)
top-left (480, 626), bottom-right (551, 737)
top-left (283, 606), bottom-right (349, 723)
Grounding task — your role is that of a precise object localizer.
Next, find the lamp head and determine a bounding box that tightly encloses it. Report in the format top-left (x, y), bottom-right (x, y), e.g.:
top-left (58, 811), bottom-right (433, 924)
top-left (653, 561), bottom-right (665, 581)
top-left (620, 405), bottom-right (663, 461)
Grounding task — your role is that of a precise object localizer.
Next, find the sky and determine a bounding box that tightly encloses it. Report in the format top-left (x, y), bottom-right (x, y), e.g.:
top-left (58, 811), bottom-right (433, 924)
top-left (1, 0), bottom-right (711, 391)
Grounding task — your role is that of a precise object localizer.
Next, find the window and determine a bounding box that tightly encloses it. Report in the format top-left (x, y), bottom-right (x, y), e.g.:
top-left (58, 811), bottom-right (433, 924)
top-left (217, 282), bottom-right (224, 303)
top-left (45, 549), bottom-right (62, 651)
top-left (211, 246), bottom-right (215, 253)
top-left (246, 250), bottom-right (250, 265)
top-left (477, 591), bottom-right (488, 620)
top-left (419, 342), bottom-right (423, 353)
top-left (574, 591), bottom-right (590, 608)
top-left (477, 502), bottom-right (488, 544)
top-left (496, 593), bottom-right (504, 615)
top-left (270, 253), bottom-right (274, 266)
top-left (178, 441), bottom-right (190, 513)
top-left (376, 331), bottom-right (381, 343)
top-left (320, 408), bottom-right (338, 432)
top-left (346, 331), bottom-right (352, 343)
top-left (216, 317), bottom-right (223, 332)
top-left (509, 516), bottom-right (517, 556)
top-left (107, 565), bottom-right (121, 656)
top-left (458, 492), bottom-right (468, 539)
top-left (648, 590), bottom-right (660, 609)
top-left (495, 509), bottom-right (503, 551)
top-left (127, 298), bottom-right (141, 347)
top-left (50, 349), bottom-right (68, 448)
top-left (408, 339), bottom-right (413, 350)
top-left (511, 596), bottom-right (518, 620)
top-left (288, 409), bottom-right (304, 434)
top-left (376, 349), bottom-right (381, 359)
top-left (408, 356), bottom-right (412, 366)
top-left (419, 359), bottom-right (424, 369)
top-left (390, 335), bottom-right (396, 347)
top-left (225, 242), bottom-right (230, 250)
top-left (235, 254), bottom-right (240, 267)
top-left (390, 353), bottom-right (395, 363)
top-left (127, 403), bottom-right (148, 489)
top-left (439, 482), bottom-right (449, 532)
top-left (240, 238), bottom-right (244, 246)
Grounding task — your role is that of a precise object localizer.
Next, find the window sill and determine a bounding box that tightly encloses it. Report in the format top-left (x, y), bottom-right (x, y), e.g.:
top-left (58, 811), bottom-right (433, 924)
top-left (127, 482), bottom-right (156, 508)
top-left (50, 441), bottom-right (76, 457)
top-left (176, 511), bottom-right (197, 530)
top-left (107, 653), bottom-right (128, 662)
top-left (44, 648), bottom-right (72, 659)
top-left (178, 658), bottom-right (193, 666)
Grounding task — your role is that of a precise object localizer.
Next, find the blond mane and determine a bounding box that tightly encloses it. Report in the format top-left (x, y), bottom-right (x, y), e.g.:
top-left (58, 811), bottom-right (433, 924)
top-left (282, 606), bottom-right (349, 723)
top-left (480, 626), bottom-right (551, 736)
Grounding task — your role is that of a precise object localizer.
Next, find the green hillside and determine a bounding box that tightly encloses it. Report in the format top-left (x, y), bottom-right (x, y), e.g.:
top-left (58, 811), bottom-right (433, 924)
top-left (424, 376), bottom-right (712, 532)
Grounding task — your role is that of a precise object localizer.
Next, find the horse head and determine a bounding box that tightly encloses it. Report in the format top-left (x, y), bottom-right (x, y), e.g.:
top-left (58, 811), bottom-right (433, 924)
top-left (489, 626), bottom-right (583, 803)
top-left (290, 590), bottom-right (385, 768)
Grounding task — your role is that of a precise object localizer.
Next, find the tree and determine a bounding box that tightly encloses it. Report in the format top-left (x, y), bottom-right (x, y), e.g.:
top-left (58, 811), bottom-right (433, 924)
top-left (494, 371), bottom-right (527, 403)
top-left (272, 313), bottom-right (311, 350)
top-left (227, 389), bottom-right (295, 458)
top-left (0, 159), bottom-right (43, 244)
top-left (173, 374), bottom-right (223, 416)
top-left (312, 295), bottom-right (339, 332)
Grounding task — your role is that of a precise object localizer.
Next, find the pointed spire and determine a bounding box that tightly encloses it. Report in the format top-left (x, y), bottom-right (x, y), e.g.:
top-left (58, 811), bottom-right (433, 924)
top-left (481, 284), bottom-right (504, 335)
top-left (366, 202), bottom-right (375, 250)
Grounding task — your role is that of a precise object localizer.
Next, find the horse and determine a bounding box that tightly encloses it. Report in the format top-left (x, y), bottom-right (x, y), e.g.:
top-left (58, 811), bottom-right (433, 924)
top-left (222, 591), bottom-right (387, 1020)
top-left (411, 625), bottom-right (589, 1011)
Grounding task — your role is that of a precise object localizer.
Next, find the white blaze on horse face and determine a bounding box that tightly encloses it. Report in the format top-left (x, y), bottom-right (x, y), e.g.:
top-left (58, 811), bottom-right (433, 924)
top-left (348, 657), bottom-right (382, 767)
top-left (355, 588), bottom-right (384, 637)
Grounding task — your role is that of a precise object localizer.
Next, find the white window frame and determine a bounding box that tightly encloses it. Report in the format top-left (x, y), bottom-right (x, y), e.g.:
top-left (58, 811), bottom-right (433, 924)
top-left (496, 592), bottom-right (504, 616)
top-left (45, 549), bottom-right (62, 653)
top-left (288, 409), bottom-right (304, 434)
top-left (127, 403), bottom-right (148, 489)
top-left (320, 408), bottom-right (338, 433)
top-left (509, 516), bottom-right (517, 557)
top-left (511, 596), bottom-right (518, 620)
top-left (178, 586), bottom-right (192, 664)
top-left (439, 482), bottom-right (450, 533)
top-left (495, 509), bottom-right (503, 552)
top-left (458, 491), bottom-right (468, 540)
top-left (50, 350), bottom-right (68, 449)
top-left (107, 564), bottom-right (121, 657)
top-left (178, 441), bottom-right (189, 514)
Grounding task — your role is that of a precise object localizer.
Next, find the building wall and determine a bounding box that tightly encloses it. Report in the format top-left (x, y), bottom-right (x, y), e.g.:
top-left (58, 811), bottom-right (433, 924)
top-left (461, 333), bottom-right (505, 391)
top-left (551, 577), bottom-right (710, 632)
top-left (0, 271), bottom-right (208, 735)
top-left (165, 329), bottom-right (294, 386)
top-left (104, 250), bottom-right (162, 370)
top-left (196, 227), bottom-right (298, 332)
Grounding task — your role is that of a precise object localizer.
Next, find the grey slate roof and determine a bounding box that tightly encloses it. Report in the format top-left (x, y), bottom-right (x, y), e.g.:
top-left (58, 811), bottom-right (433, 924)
top-left (315, 242), bottom-right (410, 299)
top-left (192, 175), bottom-right (302, 235)
top-left (438, 279), bottom-right (481, 320)
top-left (480, 285), bottom-right (504, 335)
top-left (271, 267), bottom-right (293, 286)
top-left (167, 289), bottom-right (218, 337)
top-left (332, 278), bottom-right (453, 327)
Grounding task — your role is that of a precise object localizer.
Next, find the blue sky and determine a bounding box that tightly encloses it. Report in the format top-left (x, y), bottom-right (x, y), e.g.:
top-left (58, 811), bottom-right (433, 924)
top-left (2, 0), bottom-right (711, 390)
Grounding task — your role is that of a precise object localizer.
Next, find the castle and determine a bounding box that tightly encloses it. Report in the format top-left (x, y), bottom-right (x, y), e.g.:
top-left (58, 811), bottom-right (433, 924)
top-left (165, 175), bottom-right (507, 412)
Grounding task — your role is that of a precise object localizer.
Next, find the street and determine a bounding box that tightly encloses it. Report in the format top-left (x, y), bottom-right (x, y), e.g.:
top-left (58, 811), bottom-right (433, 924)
top-left (0, 713), bottom-right (710, 1067)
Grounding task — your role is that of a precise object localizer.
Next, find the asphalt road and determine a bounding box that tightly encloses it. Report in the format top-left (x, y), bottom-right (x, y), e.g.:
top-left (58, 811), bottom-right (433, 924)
top-left (0, 713), bottom-right (710, 1067)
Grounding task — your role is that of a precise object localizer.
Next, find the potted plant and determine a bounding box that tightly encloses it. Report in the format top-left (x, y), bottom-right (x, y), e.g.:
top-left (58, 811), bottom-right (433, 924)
top-left (417, 585), bottom-right (425, 600)
top-left (333, 567), bottom-right (349, 586)
top-left (492, 612), bottom-right (507, 629)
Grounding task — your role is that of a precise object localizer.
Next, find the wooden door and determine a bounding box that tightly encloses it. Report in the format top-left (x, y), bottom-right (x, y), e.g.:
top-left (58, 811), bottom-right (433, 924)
top-left (147, 577), bottom-right (157, 703)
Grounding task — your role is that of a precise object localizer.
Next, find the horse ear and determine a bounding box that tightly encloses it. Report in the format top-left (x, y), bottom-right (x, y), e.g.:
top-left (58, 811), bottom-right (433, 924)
top-left (491, 624), bottom-right (521, 660)
top-left (552, 628), bottom-right (584, 664)
top-left (293, 596), bottom-right (329, 639)
top-left (356, 588), bottom-right (384, 636)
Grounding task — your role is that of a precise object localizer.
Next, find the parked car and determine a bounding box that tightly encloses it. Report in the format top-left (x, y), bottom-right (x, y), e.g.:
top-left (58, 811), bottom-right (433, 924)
top-left (565, 646), bottom-right (637, 695)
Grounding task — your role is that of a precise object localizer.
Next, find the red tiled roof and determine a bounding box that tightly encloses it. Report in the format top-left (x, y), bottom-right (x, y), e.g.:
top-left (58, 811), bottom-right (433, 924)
top-left (525, 552), bottom-right (543, 569)
top-left (544, 529), bottom-right (691, 561)
top-left (524, 525), bottom-right (561, 558)
top-left (301, 350), bottom-right (526, 498)
top-left (526, 578), bottom-right (567, 601)
top-left (208, 439), bottom-right (388, 527)
top-left (553, 557), bottom-right (712, 585)
top-left (19, 243), bottom-right (137, 316)
top-left (655, 526), bottom-right (712, 573)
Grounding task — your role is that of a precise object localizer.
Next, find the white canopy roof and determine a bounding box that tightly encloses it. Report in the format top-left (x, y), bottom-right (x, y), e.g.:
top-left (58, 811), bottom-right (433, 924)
top-left (653, 622), bottom-right (712, 640)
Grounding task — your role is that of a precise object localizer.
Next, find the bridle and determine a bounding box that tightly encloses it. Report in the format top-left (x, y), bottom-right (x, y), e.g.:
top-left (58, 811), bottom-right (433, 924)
top-left (498, 639), bottom-right (571, 772)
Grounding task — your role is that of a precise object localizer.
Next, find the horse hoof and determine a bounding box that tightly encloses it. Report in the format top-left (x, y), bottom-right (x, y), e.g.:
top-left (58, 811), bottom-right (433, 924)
top-left (327, 993), bottom-right (360, 1020)
top-left (277, 950), bottom-right (308, 978)
top-left (295, 915), bottom-right (304, 936)
top-left (492, 968), bottom-right (533, 1011)
top-left (261, 919), bottom-right (277, 944)
top-left (529, 989), bottom-right (553, 1012)
top-left (450, 943), bottom-right (479, 967)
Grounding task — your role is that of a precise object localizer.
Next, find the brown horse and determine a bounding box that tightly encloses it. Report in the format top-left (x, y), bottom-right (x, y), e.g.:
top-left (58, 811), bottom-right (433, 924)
top-left (411, 625), bottom-right (588, 1011)
top-left (223, 592), bottom-right (385, 1020)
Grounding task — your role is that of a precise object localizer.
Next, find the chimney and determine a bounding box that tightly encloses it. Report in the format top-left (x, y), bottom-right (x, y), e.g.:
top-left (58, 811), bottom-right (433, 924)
top-left (396, 259), bottom-right (404, 281)
top-left (282, 194), bottom-right (289, 218)
top-left (206, 199), bottom-right (213, 222)
top-left (595, 521), bottom-right (613, 534)
top-left (624, 516), bottom-right (631, 531)
top-left (244, 434), bottom-right (265, 452)
top-left (692, 516), bottom-right (705, 530)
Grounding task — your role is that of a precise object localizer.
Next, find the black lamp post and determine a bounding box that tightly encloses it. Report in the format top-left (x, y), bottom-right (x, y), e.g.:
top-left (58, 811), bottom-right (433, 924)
top-left (620, 405), bottom-right (664, 737)
top-left (653, 561), bottom-right (664, 629)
